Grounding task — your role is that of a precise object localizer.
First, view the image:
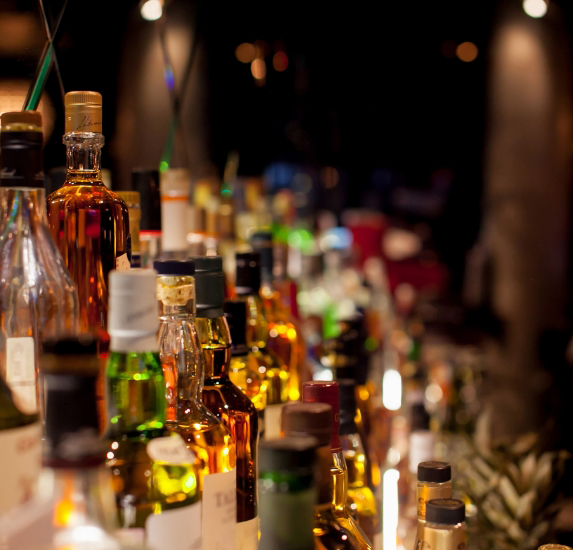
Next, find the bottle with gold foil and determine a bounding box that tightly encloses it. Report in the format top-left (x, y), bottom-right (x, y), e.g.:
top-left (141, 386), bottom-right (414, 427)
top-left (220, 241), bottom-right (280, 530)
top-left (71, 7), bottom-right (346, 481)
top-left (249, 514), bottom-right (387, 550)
top-left (193, 256), bottom-right (259, 550)
top-left (302, 381), bottom-right (373, 550)
top-left (155, 259), bottom-right (238, 550)
top-left (117, 191), bottom-right (141, 267)
top-left (46, 91), bottom-right (130, 337)
top-left (415, 499), bottom-right (466, 550)
top-left (0, 111), bottom-right (78, 419)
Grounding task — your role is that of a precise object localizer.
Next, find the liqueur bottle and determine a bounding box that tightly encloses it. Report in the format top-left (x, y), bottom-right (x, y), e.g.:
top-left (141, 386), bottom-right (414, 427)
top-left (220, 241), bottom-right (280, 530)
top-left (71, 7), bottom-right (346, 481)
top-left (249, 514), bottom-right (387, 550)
top-left (281, 401), bottom-right (361, 549)
top-left (259, 437), bottom-right (317, 550)
top-left (117, 191), bottom-right (141, 267)
top-left (193, 256), bottom-right (260, 550)
top-left (302, 381), bottom-right (373, 550)
top-left (415, 499), bottom-right (466, 550)
top-left (46, 91), bottom-right (130, 336)
top-left (160, 168), bottom-right (190, 259)
top-left (132, 168), bottom-right (161, 268)
top-left (155, 259), bottom-right (238, 550)
top-left (104, 270), bottom-right (202, 549)
top-left (0, 111), bottom-right (78, 418)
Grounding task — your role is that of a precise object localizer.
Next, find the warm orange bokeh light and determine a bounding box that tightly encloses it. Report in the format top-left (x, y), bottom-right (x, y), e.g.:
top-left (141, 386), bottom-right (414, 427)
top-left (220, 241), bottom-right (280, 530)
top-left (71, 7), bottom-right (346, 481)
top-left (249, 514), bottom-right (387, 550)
top-left (251, 58), bottom-right (266, 80)
top-left (235, 43), bottom-right (256, 63)
top-left (273, 51), bottom-right (289, 72)
top-left (456, 41), bottom-right (479, 62)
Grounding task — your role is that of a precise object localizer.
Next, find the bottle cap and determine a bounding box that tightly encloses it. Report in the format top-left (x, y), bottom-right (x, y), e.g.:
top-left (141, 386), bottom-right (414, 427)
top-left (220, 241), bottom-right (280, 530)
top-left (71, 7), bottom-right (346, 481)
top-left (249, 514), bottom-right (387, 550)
top-left (224, 300), bottom-right (248, 355)
top-left (64, 91), bottom-right (102, 133)
top-left (251, 230), bottom-right (274, 283)
top-left (154, 259), bottom-right (195, 276)
top-left (1, 111), bottom-right (42, 130)
top-left (426, 499), bottom-right (465, 525)
top-left (337, 379), bottom-right (358, 435)
top-left (282, 401), bottom-right (333, 448)
top-left (539, 546), bottom-right (573, 550)
top-left (259, 436), bottom-right (318, 473)
top-left (418, 461), bottom-right (451, 483)
top-left (192, 256), bottom-right (225, 318)
top-left (235, 252), bottom-right (261, 295)
top-left (409, 432), bottom-right (437, 474)
top-left (132, 169), bottom-right (161, 232)
top-left (302, 380), bottom-right (342, 452)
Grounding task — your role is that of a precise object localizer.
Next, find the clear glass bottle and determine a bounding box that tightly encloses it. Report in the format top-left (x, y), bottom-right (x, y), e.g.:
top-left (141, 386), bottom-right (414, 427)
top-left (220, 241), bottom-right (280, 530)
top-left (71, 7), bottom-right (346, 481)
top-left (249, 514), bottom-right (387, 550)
top-left (46, 91), bottom-right (130, 337)
top-left (193, 256), bottom-right (259, 550)
top-left (132, 169), bottom-right (161, 269)
top-left (414, 499), bottom-right (466, 550)
top-left (0, 111), bottom-right (79, 419)
top-left (104, 270), bottom-right (202, 549)
top-left (155, 259), bottom-right (238, 550)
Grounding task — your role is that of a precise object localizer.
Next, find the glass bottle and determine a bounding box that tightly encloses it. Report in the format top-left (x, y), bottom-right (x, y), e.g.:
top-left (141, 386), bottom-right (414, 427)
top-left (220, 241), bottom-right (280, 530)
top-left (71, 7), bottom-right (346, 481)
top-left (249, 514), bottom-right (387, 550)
top-left (193, 256), bottom-right (259, 550)
top-left (155, 259), bottom-right (238, 550)
top-left (302, 381), bottom-right (373, 550)
top-left (104, 270), bottom-right (202, 549)
top-left (117, 191), bottom-right (141, 267)
top-left (46, 91), bottom-right (130, 337)
top-left (160, 168), bottom-right (190, 260)
top-left (415, 499), bottom-right (466, 550)
top-left (0, 111), bottom-right (79, 419)
top-left (132, 169), bottom-right (161, 268)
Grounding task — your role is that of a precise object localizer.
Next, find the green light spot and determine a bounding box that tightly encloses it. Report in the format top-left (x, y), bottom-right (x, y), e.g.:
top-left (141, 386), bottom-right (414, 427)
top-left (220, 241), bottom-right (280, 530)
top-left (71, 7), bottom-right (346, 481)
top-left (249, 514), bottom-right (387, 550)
top-left (365, 337), bottom-right (378, 351)
top-left (159, 161), bottom-right (169, 173)
top-left (134, 373), bottom-right (142, 381)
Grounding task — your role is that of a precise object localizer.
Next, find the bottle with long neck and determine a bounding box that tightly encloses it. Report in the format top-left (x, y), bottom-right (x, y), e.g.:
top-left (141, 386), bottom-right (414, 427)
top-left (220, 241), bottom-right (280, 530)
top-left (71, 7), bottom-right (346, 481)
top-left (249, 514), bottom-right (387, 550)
top-left (0, 111), bottom-right (78, 420)
top-left (302, 381), bottom-right (373, 550)
top-left (104, 270), bottom-right (202, 549)
top-left (132, 168), bottom-right (161, 268)
top-left (192, 256), bottom-right (259, 550)
top-left (415, 499), bottom-right (466, 550)
top-left (155, 259), bottom-right (238, 550)
top-left (46, 91), bottom-right (130, 337)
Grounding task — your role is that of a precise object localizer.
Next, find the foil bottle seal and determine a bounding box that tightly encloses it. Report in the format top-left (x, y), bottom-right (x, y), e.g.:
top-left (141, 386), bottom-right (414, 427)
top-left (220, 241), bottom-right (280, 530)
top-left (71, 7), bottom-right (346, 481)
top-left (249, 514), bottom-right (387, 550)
top-left (302, 380), bottom-right (342, 452)
top-left (64, 91), bottom-right (102, 133)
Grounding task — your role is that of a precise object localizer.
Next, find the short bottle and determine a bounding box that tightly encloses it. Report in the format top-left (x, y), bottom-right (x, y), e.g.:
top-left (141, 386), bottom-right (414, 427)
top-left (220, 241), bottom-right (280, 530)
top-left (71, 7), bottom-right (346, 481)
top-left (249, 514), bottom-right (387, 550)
top-left (415, 499), bottom-right (466, 550)
top-left (104, 270), bottom-right (202, 549)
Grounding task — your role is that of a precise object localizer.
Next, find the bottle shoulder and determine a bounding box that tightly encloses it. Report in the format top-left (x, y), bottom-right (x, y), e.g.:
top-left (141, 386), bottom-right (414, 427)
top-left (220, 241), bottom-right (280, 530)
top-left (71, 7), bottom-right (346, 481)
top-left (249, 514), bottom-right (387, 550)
top-left (203, 378), bottom-right (258, 414)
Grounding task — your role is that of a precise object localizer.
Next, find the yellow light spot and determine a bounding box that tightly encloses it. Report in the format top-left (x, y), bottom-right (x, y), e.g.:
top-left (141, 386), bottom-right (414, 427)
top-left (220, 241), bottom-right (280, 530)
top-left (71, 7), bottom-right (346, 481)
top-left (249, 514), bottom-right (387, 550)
top-left (54, 498), bottom-right (73, 527)
top-left (456, 42), bottom-right (478, 62)
top-left (133, 373), bottom-right (142, 381)
top-left (235, 43), bottom-right (256, 63)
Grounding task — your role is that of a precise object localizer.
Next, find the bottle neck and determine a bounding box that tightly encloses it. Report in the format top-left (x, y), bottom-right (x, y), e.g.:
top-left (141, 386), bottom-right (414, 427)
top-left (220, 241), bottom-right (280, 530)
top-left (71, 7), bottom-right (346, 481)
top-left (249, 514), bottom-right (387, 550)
top-left (331, 450), bottom-right (349, 512)
top-left (196, 315), bottom-right (232, 378)
top-left (64, 133), bottom-right (104, 182)
top-left (237, 293), bottom-right (269, 349)
top-left (0, 188), bottom-right (48, 228)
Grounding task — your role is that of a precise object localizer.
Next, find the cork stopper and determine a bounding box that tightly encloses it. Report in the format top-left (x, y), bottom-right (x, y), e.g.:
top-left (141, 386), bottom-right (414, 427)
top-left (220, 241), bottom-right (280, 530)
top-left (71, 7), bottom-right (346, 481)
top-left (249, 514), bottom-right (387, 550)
top-left (1, 111), bottom-right (42, 131)
top-left (64, 91), bottom-right (102, 133)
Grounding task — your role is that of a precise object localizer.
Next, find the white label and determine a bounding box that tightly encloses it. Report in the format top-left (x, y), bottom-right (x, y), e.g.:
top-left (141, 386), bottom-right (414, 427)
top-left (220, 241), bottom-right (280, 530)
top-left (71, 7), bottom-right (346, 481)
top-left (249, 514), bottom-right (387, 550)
top-left (146, 501), bottom-right (202, 550)
top-left (116, 253), bottom-right (131, 271)
top-left (6, 337), bottom-right (37, 414)
top-left (202, 470), bottom-right (237, 550)
top-left (161, 196), bottom-right (189, 252)
top-left (236, 516), bottom-right (259, 550)
top-left (147, 434), bottom-right (196, 464)
top-left (262, 404), bottom-right (284, 440)
top-left (0, 422), bottom-right (42, 515)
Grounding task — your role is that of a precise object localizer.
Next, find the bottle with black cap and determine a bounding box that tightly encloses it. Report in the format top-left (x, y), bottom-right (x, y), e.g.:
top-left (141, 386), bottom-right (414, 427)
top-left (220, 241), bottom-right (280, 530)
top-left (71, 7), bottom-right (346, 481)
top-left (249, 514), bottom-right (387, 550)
top-left (415, 499), bottom-right (466, 550)
top-left (132, 168), bottom-right (161, 268)
top-left (259, 437), bottom-right (318, 550)
top-left (192, 255), bottom-right (260, 550)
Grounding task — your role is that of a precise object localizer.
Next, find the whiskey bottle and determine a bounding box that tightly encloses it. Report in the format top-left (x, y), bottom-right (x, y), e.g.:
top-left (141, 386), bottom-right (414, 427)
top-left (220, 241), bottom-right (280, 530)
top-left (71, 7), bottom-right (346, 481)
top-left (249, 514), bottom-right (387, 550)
top-left (105, 270), bottom-right (202, 549)
top-left (415, 499), bottom-right (466, 550)
top-left (0, 111), bottom-right (78, 418)
top-left (117, 191), bottom-right (141, 267)
top-left (132, 168), bottom-right (161, 268)
top-left (302, 381), bottom-right (373, 550)
top-left (46, 91), bottom-right (130, 336)
top-left (155, 259), bottom-right (238, 550)
top-left (193, 256), bottom-right (260, 550)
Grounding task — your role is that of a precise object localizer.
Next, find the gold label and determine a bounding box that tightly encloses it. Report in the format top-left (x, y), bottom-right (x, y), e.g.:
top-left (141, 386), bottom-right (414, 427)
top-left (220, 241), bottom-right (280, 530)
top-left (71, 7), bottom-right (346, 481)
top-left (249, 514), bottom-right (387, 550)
top-left (416, 523), bottom-right (466, 550)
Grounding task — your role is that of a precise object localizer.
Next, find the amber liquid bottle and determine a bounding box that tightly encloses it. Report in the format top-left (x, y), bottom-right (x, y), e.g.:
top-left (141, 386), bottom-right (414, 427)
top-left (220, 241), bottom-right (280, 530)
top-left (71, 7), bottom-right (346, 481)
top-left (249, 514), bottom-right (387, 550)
top-left (193, 256), bottom-right (259, 550)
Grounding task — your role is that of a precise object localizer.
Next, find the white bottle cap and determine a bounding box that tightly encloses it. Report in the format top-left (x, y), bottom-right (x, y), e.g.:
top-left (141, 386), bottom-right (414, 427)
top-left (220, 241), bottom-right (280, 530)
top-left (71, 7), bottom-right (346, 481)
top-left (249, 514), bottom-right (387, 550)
top-left (160, 168), bottom-right (190, 252)
top-left (409, 430), bottom-right (436, 475)
top-left (108, 269), bottom-right (159, 353)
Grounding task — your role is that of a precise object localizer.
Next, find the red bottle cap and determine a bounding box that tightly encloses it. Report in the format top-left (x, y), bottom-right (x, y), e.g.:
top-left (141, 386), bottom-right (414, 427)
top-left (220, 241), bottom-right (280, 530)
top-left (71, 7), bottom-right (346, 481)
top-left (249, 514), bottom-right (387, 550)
top-left (302, 381), bottom-right (342, 452)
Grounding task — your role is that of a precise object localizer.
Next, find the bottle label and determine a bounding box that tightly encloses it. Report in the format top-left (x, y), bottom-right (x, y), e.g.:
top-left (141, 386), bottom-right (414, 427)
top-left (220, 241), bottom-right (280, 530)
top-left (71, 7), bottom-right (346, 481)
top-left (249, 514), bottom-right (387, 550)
top-left (161, 195), bottom-right (190, 252)
top-left (147, 434), bottom-right (196, 464)
top-left (115, 253), bottom-right (131, 271)
top-left (373, 532), bottom-right (382, 550)
top-left (6, 337), bottom-right (36, 414)
top-left (202, 469), bottom-right (237, 550)
top-left (146, 501), bottom-right (202, 550)
top-left (0, 422), bottom-right (42, 515)
top-left (236, 515), bottom-right (259, 550)
top-left (262, 403), bottom-right (284, 440)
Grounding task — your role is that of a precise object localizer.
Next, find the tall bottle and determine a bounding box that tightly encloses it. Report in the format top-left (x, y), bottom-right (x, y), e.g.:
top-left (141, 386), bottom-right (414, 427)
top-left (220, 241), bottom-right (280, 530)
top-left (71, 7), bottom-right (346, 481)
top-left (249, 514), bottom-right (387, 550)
top-left (132, 168), bottom-right (161, 268)
top-left (155, 259), bottom-right (238, 550)
top-left (302, 381), bottom-right (373, 550)
top-left (117, 191), bottom-right (141, 267)
top-left (160, 168), bottom-right (190, 259)
top-left (104, 270), bottom-right (202, 549)
top-left (193, 256), bottom-right (260, 550)
top-left (415, 499), bottom-right (466, 550)
top-left (0, 111), bottom-right (78, 419)
top-left (46, 91), bottom-right (130, 337)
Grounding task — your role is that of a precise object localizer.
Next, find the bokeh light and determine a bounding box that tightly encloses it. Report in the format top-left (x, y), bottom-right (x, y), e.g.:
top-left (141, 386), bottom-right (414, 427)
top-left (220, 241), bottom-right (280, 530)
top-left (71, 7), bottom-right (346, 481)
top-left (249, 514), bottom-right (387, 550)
top-left (251, 58), bottom-right (266, 80)
top-left (456, 41), bottom-right (479, 62)
top-left (523, 0), bottom-right (547, 18)
top-left (273, 51), bottom-right (289, 71)
top-left (235, 43), bottom-right (256, 63)
top-left (140, 0), bottom-right (163, 21)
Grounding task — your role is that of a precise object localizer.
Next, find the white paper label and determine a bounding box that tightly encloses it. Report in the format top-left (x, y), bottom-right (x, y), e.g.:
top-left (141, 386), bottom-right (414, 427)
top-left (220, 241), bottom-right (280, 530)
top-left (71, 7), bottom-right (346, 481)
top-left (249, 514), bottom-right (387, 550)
top-left (6, 337), bottom-right (37, 414)
top-left (202, 469), bottom-right (237, 550)
top-left (116, 253), bottom-right (131, 271)
top-left (236, 516), bottom-right (259, 550)
top-left (262, 403), bottom-right (284, 440)
top-left (147, 434), bottom-right (196, 464)
top-left (0, 422), bottom-right (42, 515)
top-left (146, 501), bottom-right (202, 550)
top-left (161, 196), bottom-right (189, 252)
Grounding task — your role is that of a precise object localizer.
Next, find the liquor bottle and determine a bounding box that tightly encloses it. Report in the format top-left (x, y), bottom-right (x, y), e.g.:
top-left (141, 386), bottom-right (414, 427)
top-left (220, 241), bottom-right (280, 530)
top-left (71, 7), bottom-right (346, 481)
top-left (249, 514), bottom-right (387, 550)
top-left (0, 111), bottom-right (79, 418)
top-left (155, 259), bottom-right (238, 550)
top-left (338, 380), bottom-right (381, 549)
top-left (259, 437), bottom-right (317, 550)
top-left (302, 381), bottom-right (373, 550)
top-left (235, 251), bottom-right (288, 439)
top-left (281, 401), bottom-right (361, 549)
top-left (415, 499), bottom-right (466, 550)
top-left (117, 191), bottom-right (141, 267)
top-left (160, 168), bottom-right (190, 259)
top-left (104, 270), bottom-right (202, 549)
top-left (193, 256), bottom-right (259, 550)
top-left (132, 168), bottom-right (161, 268)
top-left (46, 91), bottom-right (130, 336)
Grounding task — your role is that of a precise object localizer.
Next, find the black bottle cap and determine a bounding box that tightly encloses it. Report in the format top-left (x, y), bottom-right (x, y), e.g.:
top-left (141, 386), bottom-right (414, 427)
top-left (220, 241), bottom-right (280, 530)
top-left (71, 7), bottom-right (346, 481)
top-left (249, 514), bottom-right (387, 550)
top-left (251, 230), bottom-right (274, 283)
top-left (281, 402), bottom-right (333, 447)
top-left (338, 379), bottom-right (358, 435)
top-left (192, 256), bottom-right (225, 318)
top-left (154, 259), bottom-right (195, 276)
top-left (224, 300), bottom-right (249, 355)
top-left (235, 252), bottom-right (261, 295)
top-left (426, 499), bottom-right (465, 525)
top-left (259, 436), bottom-right (318, 473)
top-left (132, 168), bottom-right (161, 232)
top-left (418, 461), bottom-right (452, 483)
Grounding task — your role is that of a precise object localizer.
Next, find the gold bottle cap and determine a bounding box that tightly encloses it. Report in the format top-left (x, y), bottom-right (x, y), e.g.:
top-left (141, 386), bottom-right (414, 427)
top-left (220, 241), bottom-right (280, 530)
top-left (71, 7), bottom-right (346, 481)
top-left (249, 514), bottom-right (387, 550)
top-left (65, 91), bottom-right (102, 133)
top-left (1, 111), bottom-right (42, 131)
